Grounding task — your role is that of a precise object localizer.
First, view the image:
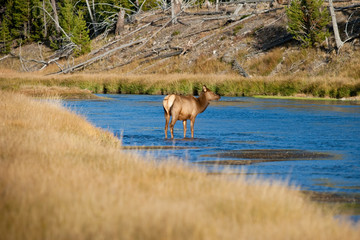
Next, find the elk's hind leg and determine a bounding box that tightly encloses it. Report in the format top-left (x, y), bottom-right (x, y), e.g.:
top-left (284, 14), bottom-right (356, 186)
top-left (183, 120), bottom-right (187, 138)
top-left (164, 112), bottom-right (170, 139)
top-left (169, 114), bottom-right (178, 139)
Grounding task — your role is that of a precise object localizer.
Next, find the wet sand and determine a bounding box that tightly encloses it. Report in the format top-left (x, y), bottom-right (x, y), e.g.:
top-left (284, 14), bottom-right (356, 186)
top-left (198, 149), bottom-right (335, 165)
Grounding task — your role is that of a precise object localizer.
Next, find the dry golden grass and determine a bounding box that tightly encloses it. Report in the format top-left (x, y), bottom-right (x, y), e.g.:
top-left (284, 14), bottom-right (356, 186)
top-left (1, 70), bottom-right (359, 98)
top-left (1, 91), bottom-right (360, 240)
top-left (16, 85), bottom-right (102, 99)
top-left (246, 48), bottom-right (284, 76)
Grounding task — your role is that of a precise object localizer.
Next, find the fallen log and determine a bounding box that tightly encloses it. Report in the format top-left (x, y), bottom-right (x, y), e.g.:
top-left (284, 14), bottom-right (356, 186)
top-left (49, 38), bottom-right (146, 74)
top-left (135, 11), bottom-right (183, 51)
top-left (203, 13), bottom-right (250, 21)
top-left (259, 34), bottom-right (293, 51)
top-left (185, 9), bottom-right (260, 51)
top-left (335, 4), bottom-right (360, 11)
top-left (181, 26), bottom-right (220, 38)
top-left (151, 49), bottom-right (184, 60)
top-left (220, 0), bottom-right (273, 4)
top-left (232, 60), bottom-right (249, 77)
top-left (0, 54), bottom-right (10, 61)
top-left (141, 49), bottom-right (184, 64)
top-left (183, 11), bottom-right (225, 16)
top-left (89, 22), bottom-right (151, 56)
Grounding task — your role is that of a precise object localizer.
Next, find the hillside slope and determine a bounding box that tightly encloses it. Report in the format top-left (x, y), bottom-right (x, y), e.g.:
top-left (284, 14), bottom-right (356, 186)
top-left (1, 3), bottom-right (360, 78)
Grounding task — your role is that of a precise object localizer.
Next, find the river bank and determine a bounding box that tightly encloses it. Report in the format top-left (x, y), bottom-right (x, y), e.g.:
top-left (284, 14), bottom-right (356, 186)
top-left (0, 72), bottom-right (359, 100)
top-left (1, 91), bottom-right (360, 239)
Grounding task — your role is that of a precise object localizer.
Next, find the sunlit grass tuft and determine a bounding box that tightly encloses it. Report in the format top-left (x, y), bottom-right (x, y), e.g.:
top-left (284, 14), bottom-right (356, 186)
top-left (246, 48), bottom-right (284, 76)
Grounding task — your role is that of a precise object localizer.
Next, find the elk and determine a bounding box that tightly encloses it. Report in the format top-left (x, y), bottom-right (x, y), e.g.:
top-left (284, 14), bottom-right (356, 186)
top-left (163, 85), bottom-right (220, 139)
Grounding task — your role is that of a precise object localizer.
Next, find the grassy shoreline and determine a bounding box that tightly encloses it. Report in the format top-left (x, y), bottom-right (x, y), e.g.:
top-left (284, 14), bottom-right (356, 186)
top-left (0, 72), bottom-right (359, 99)
top-left (1, 91), bottom-right (360, 239)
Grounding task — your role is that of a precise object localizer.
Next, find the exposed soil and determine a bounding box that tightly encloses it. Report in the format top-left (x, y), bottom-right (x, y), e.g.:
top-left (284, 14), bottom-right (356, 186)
top-left (121, 145), bottom-right (198, 150)
top-left (198, 149), bottom-right (335, 165)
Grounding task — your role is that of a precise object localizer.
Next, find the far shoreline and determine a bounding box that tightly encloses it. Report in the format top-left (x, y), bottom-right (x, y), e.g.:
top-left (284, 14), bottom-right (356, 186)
top-left (1, 72), bottom-right (359, 100)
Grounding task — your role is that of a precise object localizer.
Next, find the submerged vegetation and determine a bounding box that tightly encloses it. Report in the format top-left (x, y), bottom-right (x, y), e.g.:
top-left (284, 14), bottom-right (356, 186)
top-left (1, 72), bottom-right (359, 99)
top-left (1, 91), bottom-right (360, 239)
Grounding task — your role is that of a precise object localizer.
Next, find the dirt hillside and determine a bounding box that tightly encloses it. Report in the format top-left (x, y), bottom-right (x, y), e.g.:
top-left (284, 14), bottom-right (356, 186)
top-left (2, 2), bottom-right (360, 78)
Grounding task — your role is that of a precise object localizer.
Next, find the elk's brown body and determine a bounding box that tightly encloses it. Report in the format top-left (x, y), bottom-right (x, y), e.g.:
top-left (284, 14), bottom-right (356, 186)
top-left (163, 85), bottom-right (220, 139)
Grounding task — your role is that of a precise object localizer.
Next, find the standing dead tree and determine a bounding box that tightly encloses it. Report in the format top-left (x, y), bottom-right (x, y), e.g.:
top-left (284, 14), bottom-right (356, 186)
top-left (328, 0), bottom-right (344, 51)
top-left (329, 0), bottom-right (360, 52)
top-left (115, 9), bottom-right (126, 36)
top-left (85, 0), bottom-right (99, 36)
top-left (171, 0), bottom-right (183, 24)
top-left (49, 0), bottom-right (60, 34)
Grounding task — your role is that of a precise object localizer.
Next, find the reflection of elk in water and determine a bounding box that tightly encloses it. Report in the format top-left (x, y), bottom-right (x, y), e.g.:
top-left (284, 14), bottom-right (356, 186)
top-left (163, 85), bottom-right (220, 139)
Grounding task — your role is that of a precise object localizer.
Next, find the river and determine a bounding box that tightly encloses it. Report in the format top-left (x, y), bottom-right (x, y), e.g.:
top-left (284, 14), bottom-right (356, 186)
top-left (65, 94), bottom-right (360, 196)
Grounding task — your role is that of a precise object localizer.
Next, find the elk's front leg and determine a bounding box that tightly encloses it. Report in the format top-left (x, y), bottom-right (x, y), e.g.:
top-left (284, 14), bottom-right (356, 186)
top-left (190, 118), bottom-right (196, 138)
top-left (183, 120), bottom-right (187, 138)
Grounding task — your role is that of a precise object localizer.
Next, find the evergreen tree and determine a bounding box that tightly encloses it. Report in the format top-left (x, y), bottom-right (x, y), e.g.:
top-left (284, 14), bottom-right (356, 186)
top-left (72, 10), bottom-right (91, 56)
top-left (0, 18), bottom-right (12, 53)
top-left (59, 1), bottom-right (90, 56)
top-left (12, 0), bottom-right (31, 39)
top-left (286, 0), bottom-right (330, 47)
top-left (30, 0), bottom-right (45, 41)
top-left (60, 0), bottom-right (75, 35)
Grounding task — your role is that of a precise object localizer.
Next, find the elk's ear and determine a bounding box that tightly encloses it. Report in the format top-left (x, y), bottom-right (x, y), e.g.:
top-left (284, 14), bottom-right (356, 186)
top-left (202, 85), bottom-right (207, 92)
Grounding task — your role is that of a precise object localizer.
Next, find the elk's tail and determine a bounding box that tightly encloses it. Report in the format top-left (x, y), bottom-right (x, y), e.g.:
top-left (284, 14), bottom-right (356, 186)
top-left (163, 94), bottom-right (176, 115)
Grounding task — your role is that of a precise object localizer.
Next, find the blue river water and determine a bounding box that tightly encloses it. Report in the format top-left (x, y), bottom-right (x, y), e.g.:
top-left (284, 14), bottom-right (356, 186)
top-left (65, 94), bottom-right (360, 195)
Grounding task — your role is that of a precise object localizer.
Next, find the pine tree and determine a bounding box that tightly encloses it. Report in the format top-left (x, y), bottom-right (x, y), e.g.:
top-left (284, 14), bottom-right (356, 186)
top-left (286, 0), bottom-right (330, 48)
top-left (30, 0), bottom-right (45, 41)
top-left (12, 0), bottom-right (31, 39)
top-left (0, 18), bottom-right (12, 53)
top-left (60, 0), bottom-right (74, 35)
top-left (71, 10), bottom-right (91, 56)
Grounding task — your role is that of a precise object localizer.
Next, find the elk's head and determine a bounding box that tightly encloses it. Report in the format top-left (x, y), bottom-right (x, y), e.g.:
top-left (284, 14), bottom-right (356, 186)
top-left (202, 85), bottom-right (220, 101)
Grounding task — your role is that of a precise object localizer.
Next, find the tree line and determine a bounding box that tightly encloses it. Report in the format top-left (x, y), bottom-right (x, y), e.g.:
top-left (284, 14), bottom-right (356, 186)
top-left (0, 0), bottom-right (160, 55)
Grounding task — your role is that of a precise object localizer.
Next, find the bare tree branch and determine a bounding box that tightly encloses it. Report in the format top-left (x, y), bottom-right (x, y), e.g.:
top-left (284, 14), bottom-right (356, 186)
top-left (41, 6), bottom-right (72, 42)
top-left (85, 0), bottom-right (98, 36)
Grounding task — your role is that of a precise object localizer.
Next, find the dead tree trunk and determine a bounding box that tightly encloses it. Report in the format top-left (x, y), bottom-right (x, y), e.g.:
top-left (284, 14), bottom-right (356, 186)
top-left (328, 0), bottom-right (344, 51)
top-left (85, 0), bottom-right (98, 36)
top-left (50, 0), bottom-right (60, 34)
top-left (115, 9), bottom-right (126, 36)
top-left (171, 0), bottom-right (182, 24)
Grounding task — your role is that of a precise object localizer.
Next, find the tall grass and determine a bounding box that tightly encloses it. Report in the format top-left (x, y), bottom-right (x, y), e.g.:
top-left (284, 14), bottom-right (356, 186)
top-left (0, 71), bottom-right (359, 98)
top-left (246, 48), bottom-right (284, 76)
top-left (1, 91), bottom-right (360, 240)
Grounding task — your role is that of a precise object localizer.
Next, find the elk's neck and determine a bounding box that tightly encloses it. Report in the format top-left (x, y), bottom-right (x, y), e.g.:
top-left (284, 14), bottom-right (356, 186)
top-left (197, 93), bottom-right (210, 113)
